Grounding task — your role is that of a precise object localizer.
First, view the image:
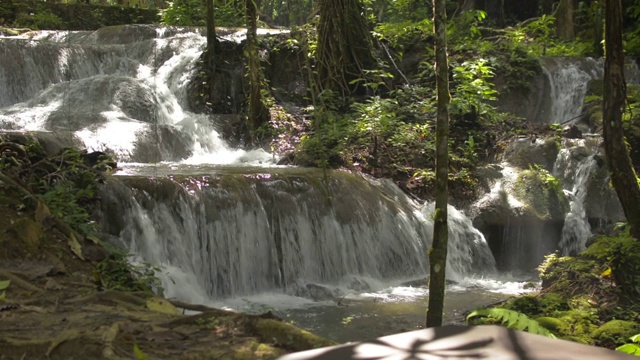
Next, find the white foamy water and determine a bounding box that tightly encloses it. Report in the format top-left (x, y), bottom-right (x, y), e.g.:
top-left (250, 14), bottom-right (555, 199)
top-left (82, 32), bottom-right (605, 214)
top-left (0, 26), bottom-right (275, 166)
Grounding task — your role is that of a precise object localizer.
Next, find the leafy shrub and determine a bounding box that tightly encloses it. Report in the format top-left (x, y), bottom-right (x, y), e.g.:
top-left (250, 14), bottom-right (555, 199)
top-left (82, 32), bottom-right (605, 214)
top-left (15, 10), bottom-right (66, 30)
top-left (467, 308), bottom-right (556, 338)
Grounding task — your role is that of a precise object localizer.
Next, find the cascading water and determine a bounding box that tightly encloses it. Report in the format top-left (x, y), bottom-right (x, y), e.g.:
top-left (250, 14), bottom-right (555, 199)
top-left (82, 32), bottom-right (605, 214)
top-left (541, 57), bottom-right (602, 124)
top-left (0, 26), bottom-right (274, 164)
top-left (553, 139), bottom-right (601, 255)
top-left (101, 166), bottom-right (497, 303)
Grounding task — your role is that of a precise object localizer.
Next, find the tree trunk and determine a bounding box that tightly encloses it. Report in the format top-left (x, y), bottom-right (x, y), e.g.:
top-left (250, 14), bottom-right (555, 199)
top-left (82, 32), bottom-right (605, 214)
top-left (316, 0), bottom-right (375, 99)
top-left (556, 0), bottom-right (575, 40)
top-left (426, 0), bottom-right (450, 328)
top-left (246, 0), bottom-right (269, 135)
top-left (205, 0), bottom-right (217, 106)
top-left (603, 0), bottom-right (640, 239)
top-left (458, 0), bottom-right (475, 12)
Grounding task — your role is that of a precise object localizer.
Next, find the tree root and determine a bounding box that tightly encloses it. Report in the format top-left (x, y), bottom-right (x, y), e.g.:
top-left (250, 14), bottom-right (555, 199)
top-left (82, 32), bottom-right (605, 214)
top-left (65, 290), bottom-right (147, 308)
top-left (0, 270), bottom-right (42, 293)
top-left (46, 330), bottom-right (80, 357)
top-left (102, 322), bottom-right (120, 359)
top-left (167, 299), bottom-right (237, 315)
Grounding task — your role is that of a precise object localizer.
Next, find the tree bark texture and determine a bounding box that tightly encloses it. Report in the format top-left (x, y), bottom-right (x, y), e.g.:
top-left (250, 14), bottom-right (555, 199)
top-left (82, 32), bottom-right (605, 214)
top-left (556, 0), bottom-right (575, 40)
top-left (316, 0), bottom-right (375, 98)
top-left (205, 0), bottom-right (217, 102)
top-left (246, 0), bottom-right (269, 133)
top-left (426, 0), bottom-right (450, 328)
top-left (603, 0), bottom-right (640, 239)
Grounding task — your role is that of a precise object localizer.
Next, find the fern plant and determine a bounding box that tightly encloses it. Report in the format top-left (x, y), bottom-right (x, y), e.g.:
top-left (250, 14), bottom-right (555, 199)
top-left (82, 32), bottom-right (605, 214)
top-left (467, 308), bottom-right (556, 338)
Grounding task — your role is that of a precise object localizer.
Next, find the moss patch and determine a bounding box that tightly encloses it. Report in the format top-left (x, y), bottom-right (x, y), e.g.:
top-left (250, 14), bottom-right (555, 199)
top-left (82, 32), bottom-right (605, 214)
top-left (512, 166), bottom-right (569, 221)
top-left (592, 320), bottom-right (640, 349)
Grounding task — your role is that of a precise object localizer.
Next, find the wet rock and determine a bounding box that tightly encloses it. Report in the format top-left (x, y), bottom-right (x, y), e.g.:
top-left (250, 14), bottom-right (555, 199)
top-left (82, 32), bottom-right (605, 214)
top-left (44, 278), bottom-right (64, 291)
top-left (399, 278), bottom-right (428, 288)
top-left (347, 278), bottom-right (370, 292)
top-left (502, 137), bottom-right (559, 170)
top-left (82, 242), bottom-right (107, 262)
top-left (295, 284), bottom-right (336, 301)
top-left (562, 124), bottom-right (583, 139)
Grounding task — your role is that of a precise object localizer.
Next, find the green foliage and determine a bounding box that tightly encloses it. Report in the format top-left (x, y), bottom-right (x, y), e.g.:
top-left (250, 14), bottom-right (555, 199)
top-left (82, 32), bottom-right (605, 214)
top-left (161, 0), bottom-right (243, 26)
top-left (583, 234), bottom-right (640, 298)
top-left (374, 19), bottom-right (434, 49)
top-left (451, 59), bottom-right (498, 117)
top-left (617, 334), bottom-right (640, 356)
top-left (593, 320), bottom-right (640, 349)
top-left (15, 10), bottom-right (65, 30)
top-left (95, 246), bottom-right (162, 294)
top-left (448, 10), bottom-right (487, 44)
top-left (466, 308), bottom-right (556, 338)
top-left (162, 0), bottom-right (206, 26)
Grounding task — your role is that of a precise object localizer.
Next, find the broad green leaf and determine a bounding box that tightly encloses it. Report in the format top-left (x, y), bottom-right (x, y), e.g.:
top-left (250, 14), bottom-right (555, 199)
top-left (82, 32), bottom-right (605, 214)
top-left (616, 343), bottom-right (640, 355)
top-left (0, 291), bottom-right (5, 302)
top-left (630, 334), bottom-right (640, 343)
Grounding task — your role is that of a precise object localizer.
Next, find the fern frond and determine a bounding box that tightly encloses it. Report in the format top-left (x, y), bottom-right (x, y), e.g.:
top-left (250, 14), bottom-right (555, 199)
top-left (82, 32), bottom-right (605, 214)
top-left (467, 308), bottom-right (557, 338)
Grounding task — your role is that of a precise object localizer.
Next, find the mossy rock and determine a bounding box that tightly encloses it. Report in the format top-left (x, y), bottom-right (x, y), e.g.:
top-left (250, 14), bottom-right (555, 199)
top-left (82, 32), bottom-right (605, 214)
top-left (512, 167), bottom-right (569, 221)
top-left (591, 320), bottom-right (640, 348)
top-left (535, 316), bottom-right (564, 332)
top-left (561, 335), bottom-right (590, 344)
top-left (555, 310), bottom-right (598, 343)
top-left (254, 319), bottom-right (336, 352)
top-left (538, 293), bottom-right (570, 313)
top-left (8, 217), bottom-right (44, 255)
top-left (504, 295), bottom-right (542, 315)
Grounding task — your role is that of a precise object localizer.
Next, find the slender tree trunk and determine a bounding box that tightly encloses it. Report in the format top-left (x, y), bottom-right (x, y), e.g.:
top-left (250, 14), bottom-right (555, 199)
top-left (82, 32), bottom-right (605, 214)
top-left (205, 0), bottom-right (217, 106)
top-left (246, 0), bottom-right (269, 134)
top-left (556, 0), bottom-right (575, 40)
top-left (426, 0), bottom-right (450, 328)
top-left (603, 0), bottom-right (640, 239)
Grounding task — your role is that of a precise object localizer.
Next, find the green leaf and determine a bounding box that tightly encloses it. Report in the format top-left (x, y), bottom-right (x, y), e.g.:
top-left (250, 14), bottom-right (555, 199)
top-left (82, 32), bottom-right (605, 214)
top-left (630, 334), bottom-right (640, 343)
top-left (133, 343), bottom-right (148, 360)
top-left (616, 343), bottom-right (640, 355)
top-left (0, 280), bottom-right (10, 291)
top-left (0, 291), bottom-right (5, 302)
top-left (466, 308), bottom-right (556, 338)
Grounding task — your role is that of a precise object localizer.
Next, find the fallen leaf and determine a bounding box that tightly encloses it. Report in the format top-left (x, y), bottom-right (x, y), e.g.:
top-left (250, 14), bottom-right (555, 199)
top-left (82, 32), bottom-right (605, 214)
top-left (68, 232), bottom-right (85, 261)
top-left (146, 298), bottom-right (181, 316)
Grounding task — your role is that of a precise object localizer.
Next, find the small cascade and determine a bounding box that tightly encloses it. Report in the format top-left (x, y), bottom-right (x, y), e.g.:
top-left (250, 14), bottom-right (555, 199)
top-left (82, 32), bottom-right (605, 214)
top-left (553, 139), bottom-right (600, 255)
top-left (101, 166), bottom-right (496, 301)
top-left (0, 26), bottom-right (273, 164)
top-left (541, 57), bottom-right (602, 124)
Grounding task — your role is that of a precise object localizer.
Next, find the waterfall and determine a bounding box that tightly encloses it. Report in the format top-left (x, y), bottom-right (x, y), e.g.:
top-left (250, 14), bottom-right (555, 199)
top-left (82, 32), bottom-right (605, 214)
top-left (0, 26), bottom-right (273, 164)
top-left (553, 139), bottom-right (600, 255)
top-left (101, 167), bottom-right (496, 301)
top-left (541, 57), bottom-right (602, 124)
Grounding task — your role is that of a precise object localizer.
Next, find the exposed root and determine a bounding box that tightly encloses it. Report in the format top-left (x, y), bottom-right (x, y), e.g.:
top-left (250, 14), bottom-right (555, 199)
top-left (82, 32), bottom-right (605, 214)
top-left (65, 290), bottom-right (147, 308)
top-left (102, 322), bottom-right (120, 359)
top-left (0, 270), bottom-right (42, 293)
top-left (46, 330), bottom-right (80, 357)
top-left (168, 299), bottom-right (237, 315)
